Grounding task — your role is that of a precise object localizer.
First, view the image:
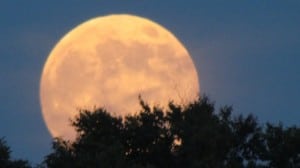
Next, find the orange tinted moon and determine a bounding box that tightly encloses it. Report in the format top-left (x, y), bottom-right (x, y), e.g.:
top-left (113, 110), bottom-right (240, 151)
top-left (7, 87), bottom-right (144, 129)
top-left (40, 14), bottom-right (199, 140)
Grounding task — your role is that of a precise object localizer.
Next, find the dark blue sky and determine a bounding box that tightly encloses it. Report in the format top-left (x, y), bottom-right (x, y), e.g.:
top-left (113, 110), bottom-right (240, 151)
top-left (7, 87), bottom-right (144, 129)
top-left (1, 0), bottom-right (300, 164)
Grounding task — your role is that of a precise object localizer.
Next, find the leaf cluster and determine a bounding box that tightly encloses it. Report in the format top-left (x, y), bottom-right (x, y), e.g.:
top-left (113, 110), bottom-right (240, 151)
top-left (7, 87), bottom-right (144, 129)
top-left (43, 97), bottom-right (300, 168)
top-left (0, 138), bottom-right (31, 168)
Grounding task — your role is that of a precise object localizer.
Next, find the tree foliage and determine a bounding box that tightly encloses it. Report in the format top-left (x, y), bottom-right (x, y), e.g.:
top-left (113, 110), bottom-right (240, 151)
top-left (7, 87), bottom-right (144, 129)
top-left (0, 138), bottom-right (31, 168)
top-left (39, 96), bottom-right (300, 168)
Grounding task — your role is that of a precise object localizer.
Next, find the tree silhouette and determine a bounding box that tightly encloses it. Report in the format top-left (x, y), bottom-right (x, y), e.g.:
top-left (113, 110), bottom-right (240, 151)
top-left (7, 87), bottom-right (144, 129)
top-left (263, 123), bottom-right (300, 167)
top-left (0, 138), bottom-right (31, 168)
top-left (42, 96), bottom-right (300, 168)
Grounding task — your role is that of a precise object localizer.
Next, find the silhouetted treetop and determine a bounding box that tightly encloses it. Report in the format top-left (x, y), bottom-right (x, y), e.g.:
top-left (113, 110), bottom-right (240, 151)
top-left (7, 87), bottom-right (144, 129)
top-left (42, 96), bottom-right (300, 168)
top-left (0, 138), bottom-right (31, 168)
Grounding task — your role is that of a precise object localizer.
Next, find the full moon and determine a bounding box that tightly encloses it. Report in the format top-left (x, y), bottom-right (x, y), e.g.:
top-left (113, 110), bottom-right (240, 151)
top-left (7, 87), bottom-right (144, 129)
top-left (40, 14), bottom-right (199, 140)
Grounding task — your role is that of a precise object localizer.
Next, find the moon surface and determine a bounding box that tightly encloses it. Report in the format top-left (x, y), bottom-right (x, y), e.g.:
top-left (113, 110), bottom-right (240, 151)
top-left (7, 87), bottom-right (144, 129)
top-left (40, 14), bottom-right (199, 140)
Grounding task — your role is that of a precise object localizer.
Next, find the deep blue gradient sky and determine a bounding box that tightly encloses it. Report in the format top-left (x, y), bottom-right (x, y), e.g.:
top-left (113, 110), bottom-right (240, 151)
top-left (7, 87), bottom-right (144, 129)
top-left (1, 0), bottom-right (300, 164)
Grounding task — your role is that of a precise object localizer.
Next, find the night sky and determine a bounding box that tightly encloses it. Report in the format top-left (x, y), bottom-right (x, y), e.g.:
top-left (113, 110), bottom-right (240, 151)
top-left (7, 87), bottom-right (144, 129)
top-left (1, 0), bottom-right (300, 164)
